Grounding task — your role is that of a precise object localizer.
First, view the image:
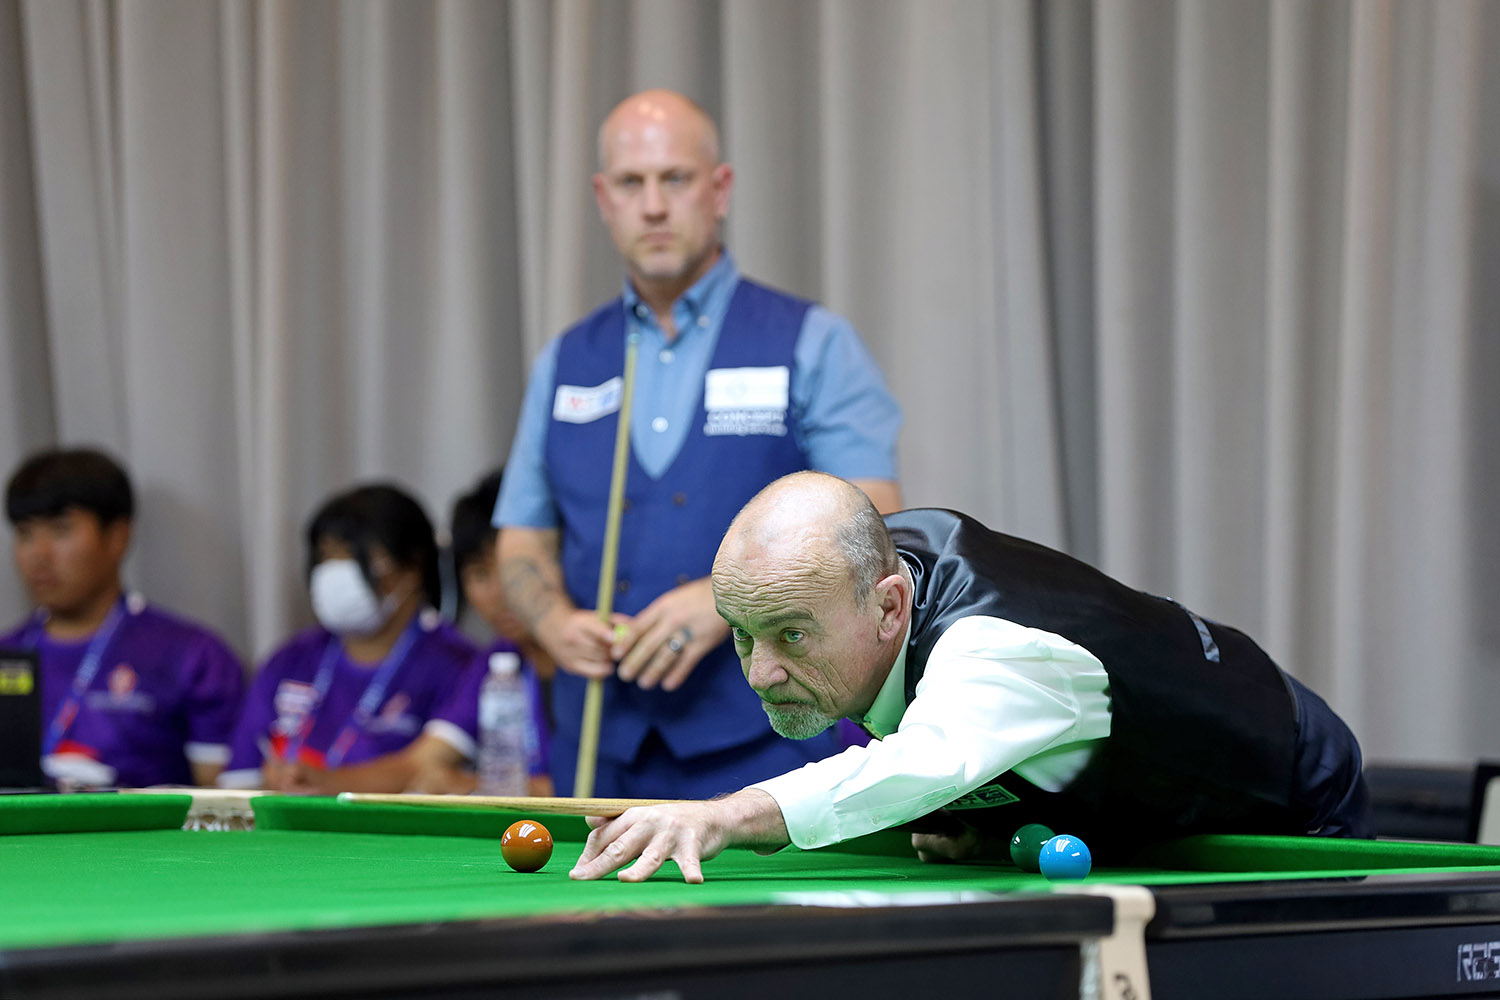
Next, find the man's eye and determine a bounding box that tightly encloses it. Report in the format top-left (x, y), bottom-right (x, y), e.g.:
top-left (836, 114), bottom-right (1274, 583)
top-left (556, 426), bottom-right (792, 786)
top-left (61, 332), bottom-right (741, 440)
top-left (618, 176), bottom-right (642, 188)
top-left (781, 630), bottom-right (805, 644)
top-left (731, 627), bottom-right (750, 643)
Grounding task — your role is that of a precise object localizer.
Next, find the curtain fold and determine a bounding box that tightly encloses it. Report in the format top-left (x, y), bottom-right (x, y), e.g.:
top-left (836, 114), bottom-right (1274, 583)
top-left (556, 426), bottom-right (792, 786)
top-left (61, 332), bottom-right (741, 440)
top-left (0, 0), bottom-right (51, 621)
top-left (20, 0), bottom-right (126, 450)
top-left (0, 0), bottom-right (1495, 762)
top-left (1261, 0), bottom-right (1348, 699)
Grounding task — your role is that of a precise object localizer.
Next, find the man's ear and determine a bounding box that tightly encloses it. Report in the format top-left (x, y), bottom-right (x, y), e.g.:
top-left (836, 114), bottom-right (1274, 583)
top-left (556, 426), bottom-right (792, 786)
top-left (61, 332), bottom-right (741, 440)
top-left (102, 519), bottom-right (132, 565)
top-left (592, 172), bottom-right (611, 221)
top-left (873, 571), bottom-right (909, 643)
top-left (711, 162), bottom-right (734, 220)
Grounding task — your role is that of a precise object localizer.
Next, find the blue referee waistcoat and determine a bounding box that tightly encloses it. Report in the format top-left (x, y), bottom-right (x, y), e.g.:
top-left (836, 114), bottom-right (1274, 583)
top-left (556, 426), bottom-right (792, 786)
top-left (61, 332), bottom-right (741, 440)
top-left (545, 280), bottom-right (818, 763)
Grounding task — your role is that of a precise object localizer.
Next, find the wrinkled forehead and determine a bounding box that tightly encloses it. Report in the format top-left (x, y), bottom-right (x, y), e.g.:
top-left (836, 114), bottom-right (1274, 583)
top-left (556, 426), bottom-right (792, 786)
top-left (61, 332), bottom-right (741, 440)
top-left (712, 540), bottom-right (854, 619)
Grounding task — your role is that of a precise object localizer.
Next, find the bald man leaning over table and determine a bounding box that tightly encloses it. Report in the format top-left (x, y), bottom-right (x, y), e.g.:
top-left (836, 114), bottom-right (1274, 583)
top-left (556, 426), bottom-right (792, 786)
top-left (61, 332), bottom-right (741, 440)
top-left (570, 472), bottom-right (1372, 883)
top-left (493, 91), bottom-right (903, 801)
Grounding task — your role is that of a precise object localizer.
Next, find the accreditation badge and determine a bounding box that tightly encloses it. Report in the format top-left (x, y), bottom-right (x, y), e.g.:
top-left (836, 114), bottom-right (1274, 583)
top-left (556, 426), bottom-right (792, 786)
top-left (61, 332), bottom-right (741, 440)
top-left (703, 366), bottom-right (791, 437)
top-left (553, 377), bottom-right (623, 424)
top-left (0, 660), bottom-right (33, 695)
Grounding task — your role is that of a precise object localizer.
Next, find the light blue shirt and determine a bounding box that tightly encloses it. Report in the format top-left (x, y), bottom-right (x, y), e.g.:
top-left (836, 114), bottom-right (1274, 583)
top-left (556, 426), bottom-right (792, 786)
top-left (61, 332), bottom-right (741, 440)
top-left (495, 252), bottom-right (901, 529)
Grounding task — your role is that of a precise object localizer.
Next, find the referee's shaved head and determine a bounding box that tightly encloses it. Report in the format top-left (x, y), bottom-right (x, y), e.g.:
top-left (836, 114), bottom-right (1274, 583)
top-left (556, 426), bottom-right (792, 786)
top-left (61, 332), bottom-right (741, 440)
top-left (719, 472), bottom-right (899, 606)
top-left (597, 89), bottom-right (721, 171)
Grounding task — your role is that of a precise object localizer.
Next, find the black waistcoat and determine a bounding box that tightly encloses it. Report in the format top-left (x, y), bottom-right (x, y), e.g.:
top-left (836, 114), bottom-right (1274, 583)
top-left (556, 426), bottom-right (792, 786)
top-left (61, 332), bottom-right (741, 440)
top-left (890, 509), bottom-right (1306, 854)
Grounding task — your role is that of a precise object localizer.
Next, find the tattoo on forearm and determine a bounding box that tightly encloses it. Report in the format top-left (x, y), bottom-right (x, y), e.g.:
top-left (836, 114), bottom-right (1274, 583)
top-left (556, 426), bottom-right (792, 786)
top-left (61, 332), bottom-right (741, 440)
top-left (501, 558), bottom-right (564, 630)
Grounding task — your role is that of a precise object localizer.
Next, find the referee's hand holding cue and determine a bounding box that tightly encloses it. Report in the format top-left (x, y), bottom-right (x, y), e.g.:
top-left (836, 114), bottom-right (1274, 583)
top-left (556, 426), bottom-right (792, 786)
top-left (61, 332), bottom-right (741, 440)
top-left (532, 605), bottom-right (625, 680)
top-left (611, 577), bottom-right (729, 692)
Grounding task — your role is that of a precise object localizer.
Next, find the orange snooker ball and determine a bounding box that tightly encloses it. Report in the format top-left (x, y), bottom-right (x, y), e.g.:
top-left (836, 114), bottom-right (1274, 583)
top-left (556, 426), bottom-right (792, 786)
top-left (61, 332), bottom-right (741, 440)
top-left (500, 819), bottom-right (554, 873)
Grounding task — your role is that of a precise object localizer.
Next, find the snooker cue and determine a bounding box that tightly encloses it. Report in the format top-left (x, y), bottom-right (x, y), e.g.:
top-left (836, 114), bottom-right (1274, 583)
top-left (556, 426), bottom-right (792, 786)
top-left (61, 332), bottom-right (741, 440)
top-left (337, 792), bottom-right (679, 818)
top-left (338, 793), bottom-right (972, 837)
top-left (574, 331), bottom-right (642, 799)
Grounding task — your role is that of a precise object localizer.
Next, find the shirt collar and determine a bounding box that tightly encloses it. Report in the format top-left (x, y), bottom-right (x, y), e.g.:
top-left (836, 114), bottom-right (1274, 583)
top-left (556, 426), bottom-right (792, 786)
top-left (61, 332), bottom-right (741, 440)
top-left (859, 617), bottom-right (912, 739)
top-left (620, 248), bottom-right (740, 334)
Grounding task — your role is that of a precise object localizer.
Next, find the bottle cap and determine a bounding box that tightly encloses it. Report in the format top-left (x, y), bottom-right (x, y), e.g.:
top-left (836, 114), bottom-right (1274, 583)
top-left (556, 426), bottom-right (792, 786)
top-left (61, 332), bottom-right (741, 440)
top-left (488, 651), bottom-right (521, 676)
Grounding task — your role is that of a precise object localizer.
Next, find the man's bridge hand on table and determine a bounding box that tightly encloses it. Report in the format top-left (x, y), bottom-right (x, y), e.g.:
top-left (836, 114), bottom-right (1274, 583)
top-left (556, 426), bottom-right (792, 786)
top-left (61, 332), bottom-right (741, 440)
top-left (569, 789), bottom-right (790, 884)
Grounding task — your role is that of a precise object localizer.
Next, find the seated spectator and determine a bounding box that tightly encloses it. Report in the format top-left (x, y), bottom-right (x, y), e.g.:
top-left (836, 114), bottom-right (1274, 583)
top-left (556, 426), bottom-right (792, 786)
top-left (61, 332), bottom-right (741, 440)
top-left (2, 447), bottom-right (244, 788)
top-left (281, 471), bottom-right (553, 796)
top-left (462, 469), bottom-right (553, 684)
top-left (219, 483), bottom-right (478, 792)
top-left (441, 469), bottom-right (552, 795)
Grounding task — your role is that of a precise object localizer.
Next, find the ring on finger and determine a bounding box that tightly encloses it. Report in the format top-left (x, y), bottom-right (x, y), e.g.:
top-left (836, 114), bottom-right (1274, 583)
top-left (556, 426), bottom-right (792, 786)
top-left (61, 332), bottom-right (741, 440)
top-left (667, 634), bottom-right (684, 654)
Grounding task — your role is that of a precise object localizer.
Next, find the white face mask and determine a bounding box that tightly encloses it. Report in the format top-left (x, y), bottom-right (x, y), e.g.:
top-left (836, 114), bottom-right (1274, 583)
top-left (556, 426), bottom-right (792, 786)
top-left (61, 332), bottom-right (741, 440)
top-left (310, 558), bottom-right (398, 637)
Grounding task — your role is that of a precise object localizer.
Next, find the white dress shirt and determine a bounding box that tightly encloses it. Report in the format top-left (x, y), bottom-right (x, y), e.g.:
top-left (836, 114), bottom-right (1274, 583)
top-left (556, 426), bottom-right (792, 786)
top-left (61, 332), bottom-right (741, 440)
top-left (751, 615), bottom-right (1114, 849)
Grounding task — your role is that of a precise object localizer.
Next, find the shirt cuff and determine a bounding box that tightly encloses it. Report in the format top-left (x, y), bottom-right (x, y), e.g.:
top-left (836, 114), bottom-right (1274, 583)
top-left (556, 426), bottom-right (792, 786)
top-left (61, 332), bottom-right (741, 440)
top-left (216, 768), bottom-right (263, 789)
top-left (749, 763), bottom-right (924, 850)
top-left (752, 743), bottom-right (962, 850)
top-left (749, 772), bottom-right (821, 848)
top-left (424, 719), bottom-right (477, 761)
top-left (184, 741), bottom-right (231, 765)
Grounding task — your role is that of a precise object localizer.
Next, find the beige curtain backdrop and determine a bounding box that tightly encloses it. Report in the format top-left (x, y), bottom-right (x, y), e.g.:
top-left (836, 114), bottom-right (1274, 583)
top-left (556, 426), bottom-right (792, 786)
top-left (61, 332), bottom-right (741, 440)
top-left (0, 0), bottom-right (1495, 763)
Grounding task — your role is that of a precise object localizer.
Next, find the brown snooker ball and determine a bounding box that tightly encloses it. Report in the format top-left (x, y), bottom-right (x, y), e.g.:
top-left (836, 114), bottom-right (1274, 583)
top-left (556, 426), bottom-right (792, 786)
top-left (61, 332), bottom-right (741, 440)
top-left (501, 819), bottom-right (554, 873)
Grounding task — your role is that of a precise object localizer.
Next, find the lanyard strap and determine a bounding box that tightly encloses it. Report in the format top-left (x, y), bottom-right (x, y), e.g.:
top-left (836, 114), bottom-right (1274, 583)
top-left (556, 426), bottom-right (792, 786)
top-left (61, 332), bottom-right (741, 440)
top-left (28, 598), bottom-right (130, 756)
top-left (283, 617), bottom-right (423, 768)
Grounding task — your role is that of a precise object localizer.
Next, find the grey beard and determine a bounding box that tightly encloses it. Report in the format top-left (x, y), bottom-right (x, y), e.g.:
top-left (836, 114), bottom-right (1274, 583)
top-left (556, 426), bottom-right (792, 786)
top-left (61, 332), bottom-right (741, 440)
top-left (763, 702), bottom-right (838, 741)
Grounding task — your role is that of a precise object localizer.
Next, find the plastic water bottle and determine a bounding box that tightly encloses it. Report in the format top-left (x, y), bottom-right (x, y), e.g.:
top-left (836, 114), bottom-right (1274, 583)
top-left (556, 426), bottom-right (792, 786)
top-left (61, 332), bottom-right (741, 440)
top-left (476, 651), bottom-right (530, 796)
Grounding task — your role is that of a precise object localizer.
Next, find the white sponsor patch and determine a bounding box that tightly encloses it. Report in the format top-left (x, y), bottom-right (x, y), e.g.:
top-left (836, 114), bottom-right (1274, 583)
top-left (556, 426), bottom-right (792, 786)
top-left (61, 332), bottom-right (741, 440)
top-left (704, 366), bottom-right (790, 410)
top-left (553, 377), bottom-right (623, 424)
top-left (703, 366), bottom-right (790, 437)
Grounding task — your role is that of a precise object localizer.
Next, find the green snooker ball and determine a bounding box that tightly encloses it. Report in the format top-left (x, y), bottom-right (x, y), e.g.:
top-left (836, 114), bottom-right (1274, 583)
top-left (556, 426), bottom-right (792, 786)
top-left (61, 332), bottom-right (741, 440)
top-left (1008, 823), bottom-right (1055, 873)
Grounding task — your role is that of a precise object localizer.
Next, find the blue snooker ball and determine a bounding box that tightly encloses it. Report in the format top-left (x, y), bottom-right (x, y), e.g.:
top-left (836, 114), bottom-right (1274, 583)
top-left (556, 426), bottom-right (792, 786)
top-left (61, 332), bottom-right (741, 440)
top-left (1037, 834), bottom-right (1092, 880)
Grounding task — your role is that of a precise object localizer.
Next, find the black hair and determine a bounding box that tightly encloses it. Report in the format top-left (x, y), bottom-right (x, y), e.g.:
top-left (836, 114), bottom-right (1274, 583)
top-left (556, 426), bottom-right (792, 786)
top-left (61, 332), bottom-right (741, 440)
top-left (305, 483), bottom-right (441, 608)
top-left (5, 447), bottom-right (135, 527)
top-left (449, 468), bottom-right (504, 575)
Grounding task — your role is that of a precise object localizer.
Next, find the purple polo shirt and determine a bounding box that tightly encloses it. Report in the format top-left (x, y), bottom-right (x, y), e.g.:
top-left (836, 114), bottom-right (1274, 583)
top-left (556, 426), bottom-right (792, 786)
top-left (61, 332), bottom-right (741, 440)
top-left (0, 596), bottom-right (246, 787)
top-left (220, 612), bottom-right (478, 785)
top-left (426, 638), bottom-right (550, 777)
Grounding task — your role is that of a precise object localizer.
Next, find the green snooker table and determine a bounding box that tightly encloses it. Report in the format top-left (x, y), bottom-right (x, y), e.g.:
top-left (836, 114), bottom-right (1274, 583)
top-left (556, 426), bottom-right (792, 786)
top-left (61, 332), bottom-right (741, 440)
top-left (4, 793), bottom-right (1500, 1000)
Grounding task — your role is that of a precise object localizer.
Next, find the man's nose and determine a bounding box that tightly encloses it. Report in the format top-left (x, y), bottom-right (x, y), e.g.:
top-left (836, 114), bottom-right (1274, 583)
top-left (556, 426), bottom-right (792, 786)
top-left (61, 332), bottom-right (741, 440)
top-left (745, 648), bottom-right (786, 692)
top-left (641, 179), bottom-right (667, 218)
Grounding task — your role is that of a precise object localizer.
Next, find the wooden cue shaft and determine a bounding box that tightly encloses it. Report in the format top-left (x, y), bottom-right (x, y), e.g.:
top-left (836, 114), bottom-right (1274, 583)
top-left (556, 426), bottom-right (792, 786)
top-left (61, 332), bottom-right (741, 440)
top-left (336, 792), bottom-right (681, 817)
top-left (575, 332), bottom-right (642, 799)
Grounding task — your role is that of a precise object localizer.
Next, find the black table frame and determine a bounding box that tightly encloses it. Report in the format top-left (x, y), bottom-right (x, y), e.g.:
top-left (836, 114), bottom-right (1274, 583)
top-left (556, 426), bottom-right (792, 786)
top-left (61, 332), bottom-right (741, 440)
top-left (5, 871), bottom-right (1500, 1000)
